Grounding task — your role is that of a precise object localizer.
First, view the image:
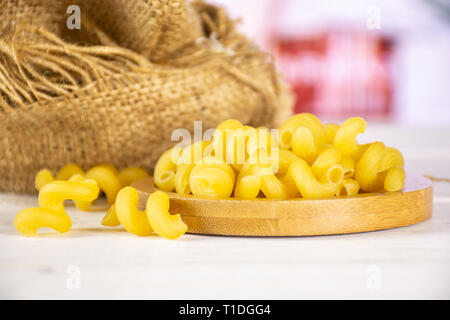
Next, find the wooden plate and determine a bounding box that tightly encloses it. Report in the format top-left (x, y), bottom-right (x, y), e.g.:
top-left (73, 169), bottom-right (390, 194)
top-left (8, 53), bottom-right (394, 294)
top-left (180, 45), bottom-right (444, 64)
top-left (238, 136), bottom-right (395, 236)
top-left (132, 174), bottom-right (433, 237)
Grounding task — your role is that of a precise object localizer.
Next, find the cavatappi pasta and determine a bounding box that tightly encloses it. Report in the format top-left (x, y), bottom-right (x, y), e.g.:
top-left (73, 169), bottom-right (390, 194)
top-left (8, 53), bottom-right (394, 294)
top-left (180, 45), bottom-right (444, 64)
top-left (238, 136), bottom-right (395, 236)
top-left (153, 115), bottom-right (406, 200)
top-left (17, 162), bottom-right (187, 239)
top-left (15, 174), bottom-right (99, 236)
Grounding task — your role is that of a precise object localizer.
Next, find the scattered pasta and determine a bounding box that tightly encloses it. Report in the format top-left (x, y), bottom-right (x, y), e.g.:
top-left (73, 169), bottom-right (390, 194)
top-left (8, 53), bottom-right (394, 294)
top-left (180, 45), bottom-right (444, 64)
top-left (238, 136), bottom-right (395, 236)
top-left (106, 187), bottom-right (187, 239)
top-left (34, 164), bottom-right (150, 211)
top-left (14, 174), bottom-right (99, 236)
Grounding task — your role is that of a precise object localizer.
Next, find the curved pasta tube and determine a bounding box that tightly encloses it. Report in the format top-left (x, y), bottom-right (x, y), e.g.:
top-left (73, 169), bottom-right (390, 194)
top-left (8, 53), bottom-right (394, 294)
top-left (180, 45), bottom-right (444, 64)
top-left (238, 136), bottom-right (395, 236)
top-left (333, 117), bottom-right (367, 158)
top-left (289, 160), bottom-right (339, 199)
top-left (384, 167), bottom-right (406, 192)
top-left (74, 166), bottom-right (122, 211)
top-left (101, 204), bottom-right (121, 227)
top-left (311, 147), bottom-right (342, 178)
top-left (175, 164), bottom-right (194, 195)
top-left (291, 127), bottom-right (322, 164)
top-left (235, 164), bottom-right (261, 199)
top-left (277, 149), bottom-right (301, 177)
top-left (189, 157), bottom-right (235, 198)
top-left (355, 142), bottom-right (405, 192)
top-left (280, 113), bottom-right (327, 149)
top-left (154, 149), bottom-right (178, 191)
top-left (55, 164), bottom-right (85, 181)
top-left (226, 126), bottom-right (255, 170)
top-left (324, 123), bottom-right (340, 144)
top-left (336, 179), bottom-right (360, 197)
top-left (340, 156), bottom-right (356, 178)
top-left (355, 142), bottom-right (386, 192)
top-left (35, 164), bottom-right (85, 191)
top-left (179, 141), bottom-right (212, 165)
top-left (118, 167), bottom-right (150, 187)
top-left (35, 169), bottom-right (54, 191)
top-left (246, 127), bottom-right (276, 158)
top-left (14, 175), bottom-right (99, 236)
top-left (379, 147), bottom-right (404, 171)
top-left (212, 119), bottom-right (244, 161)
top-left (260, 174), bottom-right (290, 199)
top-left (146, 191), bottom-right (188, 240)
top-left (115, 187), bottom-right (153, 236)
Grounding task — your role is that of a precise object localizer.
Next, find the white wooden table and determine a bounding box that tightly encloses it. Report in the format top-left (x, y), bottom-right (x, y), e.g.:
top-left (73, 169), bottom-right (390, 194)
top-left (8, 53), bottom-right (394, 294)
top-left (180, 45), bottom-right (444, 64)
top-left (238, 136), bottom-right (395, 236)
top-left (1, 123), bottom-right (449, 299)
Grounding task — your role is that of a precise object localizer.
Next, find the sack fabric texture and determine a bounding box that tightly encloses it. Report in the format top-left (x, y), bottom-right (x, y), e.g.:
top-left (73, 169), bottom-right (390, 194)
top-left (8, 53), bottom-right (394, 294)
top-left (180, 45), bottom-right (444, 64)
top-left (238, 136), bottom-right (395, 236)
top-left (0, 0), bottom-right (293, 193)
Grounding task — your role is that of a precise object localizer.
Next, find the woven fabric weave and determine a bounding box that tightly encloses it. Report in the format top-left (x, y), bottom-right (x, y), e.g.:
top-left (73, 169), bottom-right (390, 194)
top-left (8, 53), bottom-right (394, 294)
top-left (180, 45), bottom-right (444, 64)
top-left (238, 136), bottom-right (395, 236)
top-left (0, 0), bottom-right (293, 193)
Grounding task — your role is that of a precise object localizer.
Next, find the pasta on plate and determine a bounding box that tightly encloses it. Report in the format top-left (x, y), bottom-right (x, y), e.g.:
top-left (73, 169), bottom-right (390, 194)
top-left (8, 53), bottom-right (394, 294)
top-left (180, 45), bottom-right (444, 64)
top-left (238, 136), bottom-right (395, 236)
top-left (154, 114), bottom-right (406, 200)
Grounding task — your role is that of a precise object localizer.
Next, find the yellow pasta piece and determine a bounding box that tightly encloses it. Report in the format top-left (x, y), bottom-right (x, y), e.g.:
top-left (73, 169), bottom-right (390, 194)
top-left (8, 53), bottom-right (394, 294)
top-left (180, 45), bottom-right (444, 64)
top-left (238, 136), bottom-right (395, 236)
top-left (333, 117), bottom-right (367, 158)
top-left (384, 167), bottom-right (406, 192)
top-left (379, 147), bottom-right (404, 171)
top-left (55, 164), bottom-right (85, 180)
top-left (118, 167), bottom-right (150, 187)
top-left (289, 159), bottom-right (339, 199)
top-left (179, 141), bottom-right (212, 165)
top-left (280, 113), bottom-right (327, 149)
top-left (154, 149), bottom-right (178, 191)
top-left (320, 164), bottom-right (345, 186)
top-left (234, 163), bottom-right (261, 199)
top-left (35, 169), bottom-right (54, 191)
top-left (235, 174), bottom-right (262, 199)
top-left (14, 174), bottom-right (99, 236)
top-left (311, 147), bottom-right (342, 178)
top-left (189, 156), bottom-right (235, 198)
top-left (76, 166), bottom-right (121, 211)
top-left (355, 142), bottom-right (386, 192)
top-left (277, 149), bottom-right (301, 177)
top-left (246, 127), bottom-right (276, 158)
top-left (355, 142), bottom-right (405, 192)
top-left (226, 126), bottom-right (255, 169)
top-left (146, 191), bottom-right (187, 240)
top-left (279, 174), bottom-right (300, 198)
top-left (336, 179), bottom-right (360, 197)
top-left (212, 119), bottom-right (244, 161)
top-left (324, 123), bottom-right (340, 144)
top-left (115, 187), bottom-right (153, 236)
top-left (291, 126), bottom-right (322, 164)
top-left (35, 164), bottom-right (85, 191)
top-left (175, 164), bottom-right (195, 195)
top-left (340, 156), bottom-right (356, 178)
top-left (101, 204), bottom-right (121, 227)
top-left (260, 174), bottom-right (290, 199)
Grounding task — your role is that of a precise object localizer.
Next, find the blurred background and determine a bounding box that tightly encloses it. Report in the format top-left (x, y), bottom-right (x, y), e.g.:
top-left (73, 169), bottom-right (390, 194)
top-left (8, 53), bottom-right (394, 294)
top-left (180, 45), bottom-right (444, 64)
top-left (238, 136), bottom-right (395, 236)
top-left (214, 0), bottom-right (450, 125)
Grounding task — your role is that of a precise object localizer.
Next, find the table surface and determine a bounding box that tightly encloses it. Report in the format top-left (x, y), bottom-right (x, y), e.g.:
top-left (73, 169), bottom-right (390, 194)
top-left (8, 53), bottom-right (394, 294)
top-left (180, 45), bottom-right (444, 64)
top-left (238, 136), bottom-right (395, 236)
top-left (1, 123), bottom-right (449, 300)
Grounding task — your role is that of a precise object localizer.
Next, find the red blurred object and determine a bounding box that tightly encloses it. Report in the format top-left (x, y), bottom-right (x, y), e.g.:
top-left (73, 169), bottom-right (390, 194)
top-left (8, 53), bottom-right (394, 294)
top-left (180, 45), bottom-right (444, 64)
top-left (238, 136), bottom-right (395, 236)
top-left (272, 30), bottom-right (395, 119)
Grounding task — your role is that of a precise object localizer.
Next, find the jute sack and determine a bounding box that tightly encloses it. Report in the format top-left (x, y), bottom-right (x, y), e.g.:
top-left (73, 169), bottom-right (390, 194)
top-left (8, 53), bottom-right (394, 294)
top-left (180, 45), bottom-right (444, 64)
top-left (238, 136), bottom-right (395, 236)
top-left (0, 0), bottom-right (294, 193)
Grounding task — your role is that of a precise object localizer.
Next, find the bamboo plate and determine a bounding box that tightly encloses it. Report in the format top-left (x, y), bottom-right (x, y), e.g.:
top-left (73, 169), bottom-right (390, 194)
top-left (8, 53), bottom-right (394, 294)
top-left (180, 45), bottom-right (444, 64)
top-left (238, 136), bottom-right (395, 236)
top-left (132, 174), bottom-right (433, 237)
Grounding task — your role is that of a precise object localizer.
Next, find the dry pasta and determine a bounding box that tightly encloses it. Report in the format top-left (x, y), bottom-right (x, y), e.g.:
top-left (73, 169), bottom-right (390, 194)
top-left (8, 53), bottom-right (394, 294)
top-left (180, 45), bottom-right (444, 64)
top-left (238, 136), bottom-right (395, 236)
top-left (212, 119), bottom-right (244, 161)
top-left (279, 113), bottom-right (327, 149)
top-left (14, 174), bottom-right (99, 236)
top-left (189, 156), bottom-right (235, 198)
top-left (336, 179), bottom-right (360, 197)
top-left (146, 191), bottom-right (187, 240)
top-left (324, 123), bottom-right (340, 144)
top-left (153, 114), bottom-right (406, 200)
top-left (154, 148), bottom-right (178, 191)
top-left (333, 117), bottom-right (367, 159)
top-left (291, 126), bottom-right (322, 164)
top-left (114, 186), bottom-right (153, 236)
top-left (118, 167), bottom-right (150, 187)
top-left (289, 159), bottom-right (340, 199)
top-left (355, 142), bottom-right (405, 192)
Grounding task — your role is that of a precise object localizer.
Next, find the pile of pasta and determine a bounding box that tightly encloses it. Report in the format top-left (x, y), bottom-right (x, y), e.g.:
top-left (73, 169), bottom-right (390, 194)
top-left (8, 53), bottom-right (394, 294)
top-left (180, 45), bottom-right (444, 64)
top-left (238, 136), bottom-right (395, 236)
top-left (14, 164), bottom-right (187, 239)
top-left (154, 114), bottom-right (406, 199)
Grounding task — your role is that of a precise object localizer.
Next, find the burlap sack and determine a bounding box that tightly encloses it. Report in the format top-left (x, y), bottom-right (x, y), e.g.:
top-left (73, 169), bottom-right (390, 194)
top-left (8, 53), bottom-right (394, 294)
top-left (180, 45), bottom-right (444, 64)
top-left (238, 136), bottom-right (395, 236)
top-left (0, 0), bottom-right (294, 193)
